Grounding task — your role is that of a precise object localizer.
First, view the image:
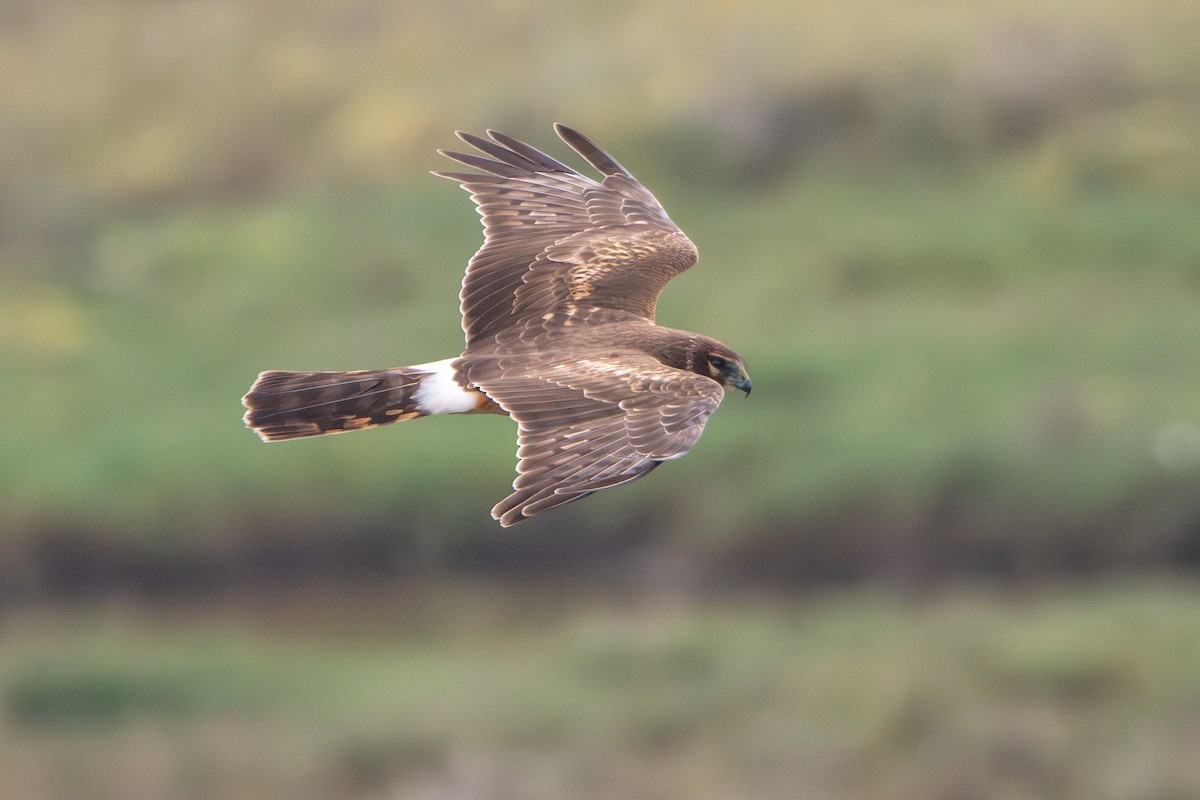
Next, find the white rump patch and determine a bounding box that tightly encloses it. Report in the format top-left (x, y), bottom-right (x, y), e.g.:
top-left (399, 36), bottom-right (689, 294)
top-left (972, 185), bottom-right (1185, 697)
top-left (411, 358), bottom-right (478, 415)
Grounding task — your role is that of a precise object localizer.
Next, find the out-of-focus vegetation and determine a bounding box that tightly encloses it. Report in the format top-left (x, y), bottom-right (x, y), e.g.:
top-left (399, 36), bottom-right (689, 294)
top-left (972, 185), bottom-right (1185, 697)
top-left (4, 0), bottom-right (1200, 586)
top-left (4, 582), bottom-right (1200, 800)
top-left (4, 1), bottom-right (1200, 796)
top-left (4, 0), bottom-right (1200, 583)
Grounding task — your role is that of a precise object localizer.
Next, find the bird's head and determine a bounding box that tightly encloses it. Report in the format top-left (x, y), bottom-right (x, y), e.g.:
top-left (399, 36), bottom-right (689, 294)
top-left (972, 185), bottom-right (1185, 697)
top-left (704, 349), bottom-right (752, 396)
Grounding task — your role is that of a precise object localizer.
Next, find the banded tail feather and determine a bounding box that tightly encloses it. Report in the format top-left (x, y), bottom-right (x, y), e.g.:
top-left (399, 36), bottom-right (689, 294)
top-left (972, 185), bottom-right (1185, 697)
top-left (242, 359), bottom-right (496, 442)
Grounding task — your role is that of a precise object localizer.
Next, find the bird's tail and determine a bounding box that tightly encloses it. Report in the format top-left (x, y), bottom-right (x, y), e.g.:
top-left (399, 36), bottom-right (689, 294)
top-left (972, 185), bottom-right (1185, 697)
top-left (242, 368), bottom-right (431, 441)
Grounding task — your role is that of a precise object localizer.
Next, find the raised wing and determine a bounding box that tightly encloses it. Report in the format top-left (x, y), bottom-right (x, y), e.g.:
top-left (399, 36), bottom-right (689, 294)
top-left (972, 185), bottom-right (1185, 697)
top-left (435, 124), bottom-right (698, 345)
top-left (473, 353), bottom-right (724, 526)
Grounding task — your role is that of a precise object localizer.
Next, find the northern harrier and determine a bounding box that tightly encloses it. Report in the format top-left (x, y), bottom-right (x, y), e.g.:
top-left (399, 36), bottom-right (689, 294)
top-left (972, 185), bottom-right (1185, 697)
top-left (242, 124), bottom-right (750, 525)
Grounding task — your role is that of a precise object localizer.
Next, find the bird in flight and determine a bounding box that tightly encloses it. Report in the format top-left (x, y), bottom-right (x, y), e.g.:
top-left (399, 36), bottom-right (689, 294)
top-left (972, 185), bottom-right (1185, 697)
top-left (242, 124), bottom-right (751, 525)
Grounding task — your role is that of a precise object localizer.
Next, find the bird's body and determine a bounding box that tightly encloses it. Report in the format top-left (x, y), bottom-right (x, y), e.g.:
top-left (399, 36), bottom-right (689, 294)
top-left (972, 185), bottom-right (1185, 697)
top-left (242, 125), bottom-right (750, 525)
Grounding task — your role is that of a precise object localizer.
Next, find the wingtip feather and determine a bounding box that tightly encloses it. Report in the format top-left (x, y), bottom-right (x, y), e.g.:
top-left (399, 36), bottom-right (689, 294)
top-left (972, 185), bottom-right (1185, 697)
top-left (553, 123), bottom-right (629, 176)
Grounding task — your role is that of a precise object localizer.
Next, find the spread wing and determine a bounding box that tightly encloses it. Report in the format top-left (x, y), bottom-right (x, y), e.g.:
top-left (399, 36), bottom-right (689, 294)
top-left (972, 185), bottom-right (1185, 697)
top-left (435, 124), bottom-right (699, 345)
top-left (473, 353), bottom-right (724, 526)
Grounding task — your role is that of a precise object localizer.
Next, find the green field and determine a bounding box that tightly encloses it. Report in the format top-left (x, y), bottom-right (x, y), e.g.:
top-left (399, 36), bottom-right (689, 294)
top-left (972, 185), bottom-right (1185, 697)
top-left (4, 3), bottom-right (1200, 798)
top-left (4, 582), bottom-right (1200, 799)
top-left (4, 0), bottom-right (1200, 573)
top-left (6, 159), bottom-right (1200, 579)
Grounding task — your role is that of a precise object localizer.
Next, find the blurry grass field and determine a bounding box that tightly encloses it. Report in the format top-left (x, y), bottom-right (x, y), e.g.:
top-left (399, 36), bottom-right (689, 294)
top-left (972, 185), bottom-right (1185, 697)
top-left (4, 0), bottom-right (1200, 575)
top-left (4, 581), bottom-right (1200, 800)
top-left (6, 159), bottom-right (1200, 577)
top-left (5, 4), bottom-right (1200, 799)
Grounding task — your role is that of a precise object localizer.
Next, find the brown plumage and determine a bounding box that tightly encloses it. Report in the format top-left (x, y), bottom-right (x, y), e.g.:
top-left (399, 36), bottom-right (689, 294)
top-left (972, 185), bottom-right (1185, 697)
top-left (242, 124), bottom-right (750, 526)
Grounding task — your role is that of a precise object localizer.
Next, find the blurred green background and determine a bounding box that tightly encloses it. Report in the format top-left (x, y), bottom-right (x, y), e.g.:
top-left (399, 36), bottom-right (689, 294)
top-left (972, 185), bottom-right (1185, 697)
top-left (3, 0), bottom-right (1200, 798)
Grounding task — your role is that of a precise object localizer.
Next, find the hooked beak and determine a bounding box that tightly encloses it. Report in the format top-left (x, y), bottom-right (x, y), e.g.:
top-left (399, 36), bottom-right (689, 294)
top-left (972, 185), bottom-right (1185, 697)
top-left (731, 370), bottom-right (752, 396)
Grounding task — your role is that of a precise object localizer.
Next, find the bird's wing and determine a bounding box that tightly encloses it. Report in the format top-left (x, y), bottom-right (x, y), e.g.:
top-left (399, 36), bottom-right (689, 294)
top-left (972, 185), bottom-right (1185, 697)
top-left (435, 124), bottom-right (698, 345)
top-left (472, 353), bottom-right (724, 526)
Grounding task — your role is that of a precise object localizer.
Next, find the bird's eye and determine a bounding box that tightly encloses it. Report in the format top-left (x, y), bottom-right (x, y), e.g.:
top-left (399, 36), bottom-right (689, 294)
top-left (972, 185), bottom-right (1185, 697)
top-left (709, 355), bottom-right (729, 370)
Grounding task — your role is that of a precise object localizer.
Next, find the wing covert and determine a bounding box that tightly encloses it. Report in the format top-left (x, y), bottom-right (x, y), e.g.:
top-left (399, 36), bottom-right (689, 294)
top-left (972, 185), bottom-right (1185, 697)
top-left (472, 353), bottom-right (724, 526)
